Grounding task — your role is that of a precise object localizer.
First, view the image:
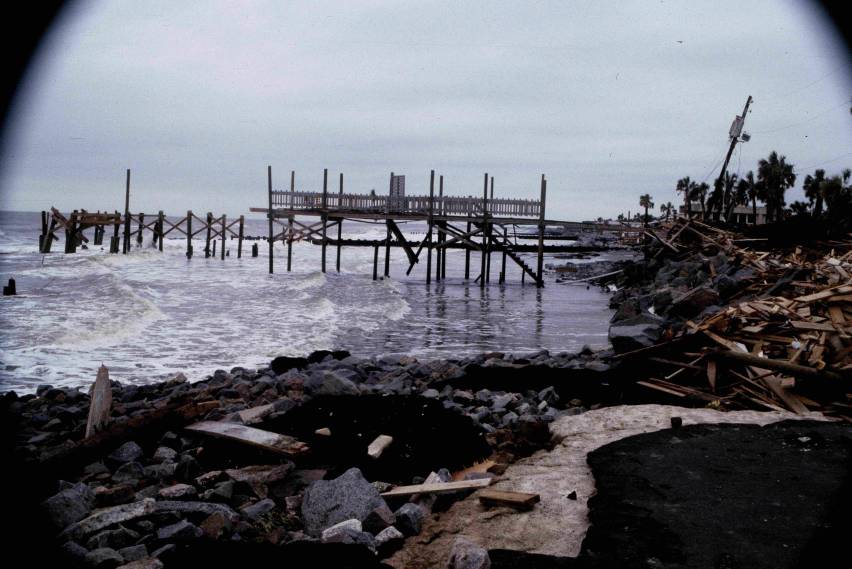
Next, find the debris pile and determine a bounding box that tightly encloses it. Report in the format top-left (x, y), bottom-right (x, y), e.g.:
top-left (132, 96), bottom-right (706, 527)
top-left (615, 218), bottom-right (852, 420)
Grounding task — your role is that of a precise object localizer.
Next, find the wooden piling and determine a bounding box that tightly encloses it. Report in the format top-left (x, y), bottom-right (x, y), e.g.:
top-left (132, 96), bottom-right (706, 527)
top-left (287, 170), bottom-right (294, 272)
top-left (426, 169), bottom-right (434, 284)
top-left (373, 243), bottom-right (379, 280)
top-left (136, 213), bottom-right (144, 246)
top-left (486, 176), bottom-right (493, 283)
top-left (39, 211), bottom-right (47, 252)
top-left (220, 214), bottom-right (226, 260)
top-left (110, 211), bottom-right (120, 253)
top-left (385, 172), bottom-right (393, 277)
top-left (536, 174), bottom-right (546, 287)
top-left (464, 220), bottom-right (471, 279)
top-left (237, 215), bottom-right (244, 258)
top-left (122, 169), bottom-right (131, 254)
top-left (500, 226), bottom-right (508, 283)
top-left (205, 212), bottom-right (213, 258)
top-left (336, 172), bottom-right (343, 272)
top-left (186, 210), bottom-right (193, 258)
top-left (321, 168), bottom-right (328, 273)
top-left (158, 210), bottom-right (165, 252)
top-left (268, 166), bottom-right (274, 274)
top-left (480, 173), bottom-right (488, 288)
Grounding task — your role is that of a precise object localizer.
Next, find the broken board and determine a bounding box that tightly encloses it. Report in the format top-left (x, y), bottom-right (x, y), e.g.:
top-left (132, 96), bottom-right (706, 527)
top-left (478, 489), bottom-right (541, 510)
top-left (185, 421), bottom-right (309, 458)
top-left (381, 478), bottom-right (492, 497)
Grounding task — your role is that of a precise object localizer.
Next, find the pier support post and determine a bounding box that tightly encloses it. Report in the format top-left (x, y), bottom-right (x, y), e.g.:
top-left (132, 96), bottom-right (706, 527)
top-left (287, 170), bottom-right (294, 272)
top-left (384, 172), bottom-right (392, 277)
top-left (464, 220), bottom-right (471, 279)
top-left (536, 174), bottom-right (547, 288)
top-left (39, 211), bottom-right (47, 252)
top-left (110, 211), bottom-right (120, 253)
top-left (336, 172), bottom-right (343, 272)
top-left (205, 212), bottom-right (213, 258)
top-left (237, 215), bottom-right (244, 258)
top-left (321, 168), bottom-right (328, 273)
top-left (220, 214), bottom-right (226, 260)
top-left (186, 211), bottom-right (193, 258)
top-left (267, 166), bottom-right (274, 274)
top-left (158, 210), bottom-right (164, 252)
top-left (486, 176), bottom-right (494, 283)
top-left (122, 169), bottom-right (131, 254)
top-left (500, 226), bottom-right (508, 283)
top-left (480, 173), bottom-right (488, 288)
top-left (426, 169), bottom-right (434, 284)
top-left (136, 213), bottom-right (144, 247)
top-left (373, 243), bottom-right (379, 280)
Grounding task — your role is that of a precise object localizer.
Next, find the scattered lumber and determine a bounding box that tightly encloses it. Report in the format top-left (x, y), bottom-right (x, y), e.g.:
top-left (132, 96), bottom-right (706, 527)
top-left (624, 219), bottom-right (852, 420)
top-left (186, 421), bottom-right (309, 458)
top-left (478, 489), bottom-right (540, 510)
top-left (381, 478), bottom-right (492, 498)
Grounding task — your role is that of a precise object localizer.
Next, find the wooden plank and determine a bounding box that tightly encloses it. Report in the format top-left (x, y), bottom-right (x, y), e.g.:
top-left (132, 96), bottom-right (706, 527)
top-left (478, 489), bottom-right (540, 510)
top-left (85, 365), bottom-right (112, 438)
top-left (380, 478), bottom-right (492, 498)
top-left (790, 321), bottom-right (839, 332)
top-left (636, 380), bottom-right (688, 398)
top-left (367, 434), bottom-right (393, 459)
top-left (763, 376), bottom-right (809, 415)
top-left (185, 421), bottom-right (309, 457)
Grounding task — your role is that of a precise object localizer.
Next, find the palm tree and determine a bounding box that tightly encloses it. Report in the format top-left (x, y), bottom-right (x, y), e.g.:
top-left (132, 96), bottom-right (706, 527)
top-left (757, 151), bottom-right (796, 222)
top-left (639, 194), bottom-right (654, 227)
top-left (722, 172), bottom-right (739, 221)
top-left (707, 178), bottom-right (724, 220)
top-left (689, 182), bottom-right (709, 219)
top-left (735, 170), bottom-right (760, 224)
top-left (676, 177), bottom-right (692, 218)
top-left (659, 201), bottom-right (675, 221)
top-left (803, 169), bottom-right (826, 217)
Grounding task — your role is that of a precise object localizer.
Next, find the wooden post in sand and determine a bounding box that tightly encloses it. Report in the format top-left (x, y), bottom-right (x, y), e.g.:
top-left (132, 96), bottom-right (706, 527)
top-left (85, 365), bottom-right (113, 438)
top-left (110, 211), bottom-right (120, 253)
top-left (426, 169), bottom-right (434, 284)
top-left (336, 172), bottom-right (343, 272)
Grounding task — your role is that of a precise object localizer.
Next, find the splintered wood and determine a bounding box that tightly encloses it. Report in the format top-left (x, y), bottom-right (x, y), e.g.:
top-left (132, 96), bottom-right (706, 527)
top-left (629, 220), bottom-right (852, 421)
top-left (186, 421), bottom-right (309, 457)
top-left (85, 365), bottom-right (112, 438)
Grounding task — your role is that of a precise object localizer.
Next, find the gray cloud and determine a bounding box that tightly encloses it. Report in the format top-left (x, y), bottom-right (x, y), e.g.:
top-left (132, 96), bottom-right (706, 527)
top-left (2, 0), bottom-right (850, 220)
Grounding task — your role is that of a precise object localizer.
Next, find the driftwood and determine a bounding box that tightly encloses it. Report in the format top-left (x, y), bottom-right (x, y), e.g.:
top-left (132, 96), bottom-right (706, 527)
top-left (381, 478), bottom-right (492, 498)
top-left (367, 434), bottom-right (393, 459)
top-left (85, 365), bottom-right (112, 438)
top-left (185, 421), bottom-right (309, 458)
top-left (478, 489), bottom-right (541, 510)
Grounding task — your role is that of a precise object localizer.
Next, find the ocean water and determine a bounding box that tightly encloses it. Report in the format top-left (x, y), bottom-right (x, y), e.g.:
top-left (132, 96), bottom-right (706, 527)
top-left (0, 210), bottom-right (614, 393)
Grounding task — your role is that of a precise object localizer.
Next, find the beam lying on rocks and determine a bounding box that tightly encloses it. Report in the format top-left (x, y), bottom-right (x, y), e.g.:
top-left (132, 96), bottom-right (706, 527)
top-left (185, 421), bottom-right (309, 458)
top-left (381, 478), bottom-right (492, 498)
top-left (478, 489), bottom-right (541, 510)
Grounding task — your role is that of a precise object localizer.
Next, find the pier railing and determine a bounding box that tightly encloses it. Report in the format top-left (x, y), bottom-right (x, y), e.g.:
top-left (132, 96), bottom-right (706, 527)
top-left (271, 190), bottom-right (541, 218)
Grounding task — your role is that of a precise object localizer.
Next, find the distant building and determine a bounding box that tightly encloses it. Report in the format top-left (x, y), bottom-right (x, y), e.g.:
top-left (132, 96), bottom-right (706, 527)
top-left (678, 203), bottom-right (767, 225)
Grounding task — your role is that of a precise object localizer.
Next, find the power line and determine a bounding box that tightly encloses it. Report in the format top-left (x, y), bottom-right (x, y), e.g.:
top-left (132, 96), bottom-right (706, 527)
top-left (798, 151), bottom-right (852, 173)
top-left (750, 99), bottom-right (849, 135)
top-left (758, 64), bottom-right (847, 106)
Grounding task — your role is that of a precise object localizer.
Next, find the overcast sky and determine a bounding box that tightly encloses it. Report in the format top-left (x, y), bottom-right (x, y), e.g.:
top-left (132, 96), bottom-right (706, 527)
top-left (1, 0), bottom-right (849, 220)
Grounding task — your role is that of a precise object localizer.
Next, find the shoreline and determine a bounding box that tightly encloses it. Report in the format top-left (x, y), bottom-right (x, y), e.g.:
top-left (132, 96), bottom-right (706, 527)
top-left (2, 219), bottom-right (850, 567)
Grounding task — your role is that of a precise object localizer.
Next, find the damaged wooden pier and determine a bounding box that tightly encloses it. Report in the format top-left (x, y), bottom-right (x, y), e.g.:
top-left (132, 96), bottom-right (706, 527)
top-left (252, 167), bottom-right (554, 287)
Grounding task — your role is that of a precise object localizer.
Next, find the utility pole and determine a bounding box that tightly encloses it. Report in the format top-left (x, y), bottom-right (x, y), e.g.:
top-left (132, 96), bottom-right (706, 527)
top-left (715, 95), bottom-right (752, 222)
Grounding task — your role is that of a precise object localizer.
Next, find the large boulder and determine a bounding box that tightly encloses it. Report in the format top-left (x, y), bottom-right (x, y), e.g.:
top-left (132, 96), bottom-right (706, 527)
top-left (304, 370), bottom-right (359, 397)
top-left (301, 467), bottom-right (387, 536)
top-left (669, 286), bottom-right (721, 319)
top-left (608, 314), bottom-right (663, 354)
top-left (42, 482), bottom-right (94, 529)
top-left (447, 536), bottom-right (491, 569)
top-left (270, 356), bottom-right (308, 375)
